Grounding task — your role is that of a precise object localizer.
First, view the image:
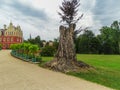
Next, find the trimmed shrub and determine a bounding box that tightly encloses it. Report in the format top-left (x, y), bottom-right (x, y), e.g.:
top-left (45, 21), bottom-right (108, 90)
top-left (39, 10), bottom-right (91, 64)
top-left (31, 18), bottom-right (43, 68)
top-left (10, 43), bottom-right (42, 62)
top-left (41, 46), bottom-right (56, 56)
top-left (36, 56), bottom-right (42, 62)
top-left (0, 44), bottom-right (2, 50)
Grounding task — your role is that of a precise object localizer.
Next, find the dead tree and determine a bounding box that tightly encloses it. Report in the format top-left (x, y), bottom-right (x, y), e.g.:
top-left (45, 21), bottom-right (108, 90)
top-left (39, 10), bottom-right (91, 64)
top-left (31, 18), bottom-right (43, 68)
top-left (44, 0), bottom-right (90, 72)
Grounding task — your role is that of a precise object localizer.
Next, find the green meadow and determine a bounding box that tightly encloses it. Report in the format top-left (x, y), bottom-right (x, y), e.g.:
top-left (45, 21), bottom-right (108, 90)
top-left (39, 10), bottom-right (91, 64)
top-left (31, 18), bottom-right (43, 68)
top-left (41, 54), bottom-right (120, 90)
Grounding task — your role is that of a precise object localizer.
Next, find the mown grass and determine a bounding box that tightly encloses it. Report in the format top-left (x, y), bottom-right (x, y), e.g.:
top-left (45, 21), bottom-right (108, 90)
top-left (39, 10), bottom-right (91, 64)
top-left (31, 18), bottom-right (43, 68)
top-left (41, 54), bottom-right (120, 90)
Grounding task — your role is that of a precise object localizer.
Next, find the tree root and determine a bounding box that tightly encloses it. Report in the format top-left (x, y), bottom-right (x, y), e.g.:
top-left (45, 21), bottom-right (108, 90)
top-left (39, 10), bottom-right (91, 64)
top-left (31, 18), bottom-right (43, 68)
top-left (43, 59), bottom-right (92, 73)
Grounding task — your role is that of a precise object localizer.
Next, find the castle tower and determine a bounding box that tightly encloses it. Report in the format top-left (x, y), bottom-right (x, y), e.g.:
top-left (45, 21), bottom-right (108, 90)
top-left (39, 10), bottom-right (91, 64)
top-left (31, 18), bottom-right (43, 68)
top-left (9, 21), bottom-right (13, 26)
top-left (29, 33), bottom-right (32, 40)
top-left (0, 22), bottom-right (23, 49)
top-left (4, 24), bottom-right (7, 30)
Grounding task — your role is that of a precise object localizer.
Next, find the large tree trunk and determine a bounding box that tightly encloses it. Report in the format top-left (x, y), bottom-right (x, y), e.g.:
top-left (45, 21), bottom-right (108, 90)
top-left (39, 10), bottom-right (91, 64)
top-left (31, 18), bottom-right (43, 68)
top-left (44, 24), bottom-right (90, 72)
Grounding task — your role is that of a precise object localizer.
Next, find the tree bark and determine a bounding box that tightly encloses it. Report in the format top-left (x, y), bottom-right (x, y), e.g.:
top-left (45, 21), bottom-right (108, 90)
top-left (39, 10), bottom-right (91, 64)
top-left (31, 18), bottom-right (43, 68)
top-left (44, 24), bottom-right (90, 72)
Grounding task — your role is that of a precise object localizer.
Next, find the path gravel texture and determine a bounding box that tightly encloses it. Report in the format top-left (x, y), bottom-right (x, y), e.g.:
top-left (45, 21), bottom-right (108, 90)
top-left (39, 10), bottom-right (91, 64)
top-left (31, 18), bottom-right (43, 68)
top-left (0, 50), bottom-right (113, 90)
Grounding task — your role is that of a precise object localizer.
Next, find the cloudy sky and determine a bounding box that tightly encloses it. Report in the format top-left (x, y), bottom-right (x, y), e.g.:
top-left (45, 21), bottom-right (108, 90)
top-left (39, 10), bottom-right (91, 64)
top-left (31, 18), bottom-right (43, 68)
top-left (0, 0), bottom-right (120, 40)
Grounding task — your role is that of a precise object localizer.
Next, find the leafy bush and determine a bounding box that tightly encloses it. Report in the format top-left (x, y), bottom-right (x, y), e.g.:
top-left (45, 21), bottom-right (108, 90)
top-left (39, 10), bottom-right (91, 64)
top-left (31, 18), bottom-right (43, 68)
top-left (41, 46), bottom-right (56, 56)
top-left (0, 44), bottom-right (2, 50)
top-left (28, 53), bottom-right (34, 59)
top-left (10, 44), bottom-right (17, 50)
top-left (10, 43), bottom-right (42, 62)
top-left (36, 56), bottom-right (42, 62)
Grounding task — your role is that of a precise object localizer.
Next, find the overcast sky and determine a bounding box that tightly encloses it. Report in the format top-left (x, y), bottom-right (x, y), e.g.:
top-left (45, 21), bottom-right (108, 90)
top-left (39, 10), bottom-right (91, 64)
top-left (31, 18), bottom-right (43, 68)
top-left (0, 0), bottom-right (120, 40)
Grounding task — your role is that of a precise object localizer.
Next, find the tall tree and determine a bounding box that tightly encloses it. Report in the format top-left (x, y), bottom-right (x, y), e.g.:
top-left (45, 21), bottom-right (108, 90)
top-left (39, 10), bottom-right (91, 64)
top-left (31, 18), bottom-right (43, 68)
top-left (44, 0), bottom-right (89, 72)
top-left (76, 30), bottom-right (100, 54)
top-left (99, 26), bottom-right (119, 54)
top-left (27, 35), bottom-right (42, 47)
top-left (53, 38), bottom-right (59, 50)
top-left (111, 21), bottom-right (120, 54)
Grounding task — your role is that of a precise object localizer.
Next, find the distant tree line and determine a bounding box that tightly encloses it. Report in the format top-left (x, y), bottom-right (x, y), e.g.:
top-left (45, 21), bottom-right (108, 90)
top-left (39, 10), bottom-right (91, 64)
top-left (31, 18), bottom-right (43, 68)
top-left (23, 20), bottom-right (120, 55)
top-left (75, 20), bottom-right (120, 54)
top-left (24, 36), bottom-right (59, 56)
top-left (24, 35), bottom-right (43, 48)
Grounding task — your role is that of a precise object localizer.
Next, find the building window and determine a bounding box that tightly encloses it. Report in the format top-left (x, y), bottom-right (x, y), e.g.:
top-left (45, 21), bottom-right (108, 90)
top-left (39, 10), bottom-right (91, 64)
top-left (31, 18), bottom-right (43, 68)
top-left (11, 32), bottom-right (13, 35)
top-left (11, 37), bottom-right (13, 42)
top-left (0, 38), bottom-right (1, 42)
top-left (17, 38), bottom-right (19, 42)
top-left (20, 39), bottom-right (22, 42)
top-left (7, 38), bottom-right (10, 42)
top-left (3, 38), bottom-right (6, 42)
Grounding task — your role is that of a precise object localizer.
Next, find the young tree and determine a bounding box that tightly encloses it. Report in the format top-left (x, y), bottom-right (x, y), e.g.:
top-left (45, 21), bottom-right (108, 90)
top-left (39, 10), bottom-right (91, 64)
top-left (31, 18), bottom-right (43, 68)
top-left (44, 0), bottom-right (90, 72)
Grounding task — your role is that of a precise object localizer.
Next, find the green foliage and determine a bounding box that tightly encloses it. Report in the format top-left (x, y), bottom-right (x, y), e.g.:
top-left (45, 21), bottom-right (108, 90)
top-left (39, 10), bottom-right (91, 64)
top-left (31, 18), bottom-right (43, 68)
top-left (10, 43), bottom-right (42, 62)
top-left (41, 46), bottom-right (56, 57)
top-left (76, 30), bottom-right (101, 54)
top-left (75, 20), bottom-right (120, 54)
top-left (0, 44), bottom-right (2, 49)
top-left (36, 56), bottom-right (42, 62)
top-left (99, 25), bottom-right (120, 54)
top-left (23, 43), bottom-right (31, 54)
top-left (29, 45), bottom-right (39, 55)
top-left (26, 35), bottom-right (43, 47)
top-left (10, 44), bottom-right (18, 50)
top-left (53, 38), bottom-right (59, 50)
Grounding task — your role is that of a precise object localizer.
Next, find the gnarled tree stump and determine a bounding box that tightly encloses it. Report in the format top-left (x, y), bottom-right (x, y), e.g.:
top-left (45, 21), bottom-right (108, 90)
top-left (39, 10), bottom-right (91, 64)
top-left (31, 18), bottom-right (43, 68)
top-left (44, 24), bottom-right (90, 72)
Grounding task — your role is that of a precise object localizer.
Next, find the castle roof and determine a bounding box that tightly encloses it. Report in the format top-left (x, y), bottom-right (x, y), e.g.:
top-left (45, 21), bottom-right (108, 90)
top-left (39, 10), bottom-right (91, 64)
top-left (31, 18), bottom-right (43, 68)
top-left (0, 29), bottom-right (5, 31)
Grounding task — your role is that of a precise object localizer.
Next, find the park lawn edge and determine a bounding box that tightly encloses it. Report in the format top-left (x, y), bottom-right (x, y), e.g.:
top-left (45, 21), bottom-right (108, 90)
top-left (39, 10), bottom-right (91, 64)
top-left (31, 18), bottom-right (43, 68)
top-left (40, 55), bottom-right (120, 90)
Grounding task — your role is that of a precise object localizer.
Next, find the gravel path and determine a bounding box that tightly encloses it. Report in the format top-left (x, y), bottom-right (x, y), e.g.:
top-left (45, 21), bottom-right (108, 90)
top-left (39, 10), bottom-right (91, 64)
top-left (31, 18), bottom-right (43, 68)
top-left (0, 50), bottom-right (113, 90)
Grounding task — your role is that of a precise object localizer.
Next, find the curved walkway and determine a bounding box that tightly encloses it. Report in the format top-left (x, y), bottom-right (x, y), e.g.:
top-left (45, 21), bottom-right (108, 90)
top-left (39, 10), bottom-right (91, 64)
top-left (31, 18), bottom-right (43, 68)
top-left (0, 50), bottom-right (112, 90)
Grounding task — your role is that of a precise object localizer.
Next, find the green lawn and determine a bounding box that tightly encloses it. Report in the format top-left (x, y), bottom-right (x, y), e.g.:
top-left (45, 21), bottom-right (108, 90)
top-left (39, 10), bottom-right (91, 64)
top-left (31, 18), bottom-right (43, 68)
top-left (41, 54), bottom-right (120, 90)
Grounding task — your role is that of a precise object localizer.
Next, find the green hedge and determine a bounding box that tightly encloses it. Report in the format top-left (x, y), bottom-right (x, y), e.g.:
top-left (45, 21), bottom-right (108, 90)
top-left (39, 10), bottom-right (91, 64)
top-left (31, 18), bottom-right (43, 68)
top-left (41, 46), bottom-right (56, 57)
top-left (10, 43), bottom-right (42, 63)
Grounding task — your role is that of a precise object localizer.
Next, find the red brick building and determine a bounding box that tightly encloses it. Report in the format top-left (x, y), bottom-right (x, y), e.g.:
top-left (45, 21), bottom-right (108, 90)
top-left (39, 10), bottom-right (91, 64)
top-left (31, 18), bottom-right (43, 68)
top-left (0, 22), bottom-right (23, 49)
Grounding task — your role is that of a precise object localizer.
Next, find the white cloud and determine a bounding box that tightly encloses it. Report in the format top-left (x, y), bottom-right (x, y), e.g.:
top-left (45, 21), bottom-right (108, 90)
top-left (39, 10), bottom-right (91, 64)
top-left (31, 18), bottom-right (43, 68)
top-left (1, 0), bottom-right (120, 40)
top-left (17, 0), bottom-right (62, 19)
top-left (0, 0), bottom-right (60, 40)
top-left (76, 0), bottom-right (98, 30)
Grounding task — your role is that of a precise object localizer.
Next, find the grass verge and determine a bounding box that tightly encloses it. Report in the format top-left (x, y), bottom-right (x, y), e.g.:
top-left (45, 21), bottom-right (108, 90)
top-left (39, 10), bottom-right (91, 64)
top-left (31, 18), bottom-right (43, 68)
top-left (41, 54), bottom-right (120, 90)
